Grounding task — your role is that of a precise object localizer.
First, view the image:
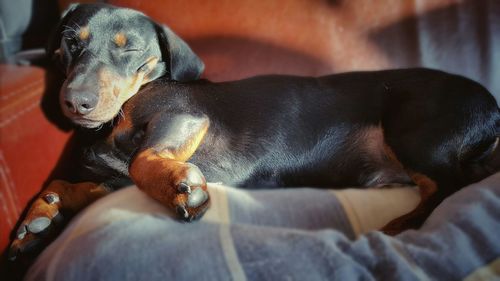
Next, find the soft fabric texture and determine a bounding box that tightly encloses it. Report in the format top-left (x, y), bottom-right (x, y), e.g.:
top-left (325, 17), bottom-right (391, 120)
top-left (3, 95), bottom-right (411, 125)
top-left (26, 173), bottom-right (500, 281)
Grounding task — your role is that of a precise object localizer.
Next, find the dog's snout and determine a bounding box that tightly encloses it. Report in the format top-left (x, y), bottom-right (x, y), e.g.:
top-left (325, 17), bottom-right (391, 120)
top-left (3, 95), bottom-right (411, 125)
top-left (64, 91), bottom-right (98, 115)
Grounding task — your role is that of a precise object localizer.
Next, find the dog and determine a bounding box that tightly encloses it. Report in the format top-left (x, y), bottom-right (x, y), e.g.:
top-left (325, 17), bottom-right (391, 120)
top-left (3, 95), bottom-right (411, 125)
top-left (8, 3), bottom-right (500, 267)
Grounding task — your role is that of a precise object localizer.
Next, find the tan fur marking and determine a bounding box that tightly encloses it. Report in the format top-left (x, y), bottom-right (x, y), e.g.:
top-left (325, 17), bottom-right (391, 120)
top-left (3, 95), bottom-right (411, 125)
top-left (111, 70), bottom-right (145, 100)
top-left (381, 171), bottom-right (439, 234)
top-left (158, 121), bottom-right (210, 162)
top-left (107, 109), bottom-right (133, 141)
top-left (408, 172), bottom-right (438, 200)
top-left (24, 180), bottom-right (109, 221)
top-left (129, 149), bottom-right (190, 208)
top-left (10, 180), bottom-right (109, 257)
top-left (383, 144), bottom-right (437, 201)
top-left (122, 72), bottom-right (145, 97)
top-left (79, 26), bottom-right (90, 40)
top-left (114, 32), bottom-right (127, 47)
top-left (129, 121), bottom-right (209, 211)
top-left (87, 68), bottom-right (145, 122)
top-left (139, 57), bottom-right (159, 84)
top-left (129, 148), bottom-right (210, 219)
top-left (43, 180), bottom-right (110, 212)
top-left (378, 141), bottom-right (442, 234)
top-left (77, 55), bottom-right (157, 125)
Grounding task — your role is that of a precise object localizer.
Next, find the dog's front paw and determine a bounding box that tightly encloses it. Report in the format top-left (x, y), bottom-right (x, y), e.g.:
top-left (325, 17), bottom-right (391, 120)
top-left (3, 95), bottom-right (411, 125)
top-left (8, 180), bottom-right (109, 263)
top-left (130, 153), bottom-right (212, 222)
top-left (8, 192), bottom-right (64, 262)
top-left (172, 163), bottom-right (210, 221)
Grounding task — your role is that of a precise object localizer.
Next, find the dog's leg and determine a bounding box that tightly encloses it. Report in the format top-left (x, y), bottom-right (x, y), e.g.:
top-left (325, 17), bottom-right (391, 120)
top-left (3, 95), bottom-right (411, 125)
top-left (129, 113), bottom-right (210, 221)
top-left (381, 173), bottom-right (443, 235)
top-left (8, 180), bottom-right (110, 261)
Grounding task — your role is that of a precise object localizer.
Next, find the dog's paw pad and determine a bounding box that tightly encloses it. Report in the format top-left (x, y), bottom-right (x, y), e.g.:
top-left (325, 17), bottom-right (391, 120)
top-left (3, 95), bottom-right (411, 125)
top-left (172, 163), bottom-right (210, 221)
top-left (27, 217), bottom-right (52, 234)
top-left (187, 187), bottom-right (208, 208)
top-left (174, 188), bottom-right (210, 221)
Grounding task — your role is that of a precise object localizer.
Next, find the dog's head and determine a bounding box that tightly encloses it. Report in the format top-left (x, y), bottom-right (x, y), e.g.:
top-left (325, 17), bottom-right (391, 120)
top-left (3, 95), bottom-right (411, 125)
top-left (47, 3), bottom-right (204, 128)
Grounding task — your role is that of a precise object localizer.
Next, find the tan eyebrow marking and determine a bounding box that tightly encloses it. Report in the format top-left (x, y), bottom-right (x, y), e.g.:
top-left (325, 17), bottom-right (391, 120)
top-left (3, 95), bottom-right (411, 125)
top-left (79, 26), bottom-right (90, 40)
top-left (114, 32), bottom-right (127, 47)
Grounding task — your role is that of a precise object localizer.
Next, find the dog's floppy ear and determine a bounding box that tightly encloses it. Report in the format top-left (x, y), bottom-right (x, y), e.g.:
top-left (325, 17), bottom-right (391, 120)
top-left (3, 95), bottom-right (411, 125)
top-left (46, 3), bottom-right (80, 59)
top-left (154, 24), bottom-right (204, 82)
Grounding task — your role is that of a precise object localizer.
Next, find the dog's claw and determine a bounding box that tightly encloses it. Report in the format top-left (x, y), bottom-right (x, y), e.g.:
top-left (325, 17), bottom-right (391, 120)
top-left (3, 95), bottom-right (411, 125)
top-left (178, 182), bottom-right (191, 194)
top-left (16, 225), bottom-right (27, 240)
top-left (44, 193), bottom-right (60, 204)
top-left (176, 205), bottom-right (189, 219)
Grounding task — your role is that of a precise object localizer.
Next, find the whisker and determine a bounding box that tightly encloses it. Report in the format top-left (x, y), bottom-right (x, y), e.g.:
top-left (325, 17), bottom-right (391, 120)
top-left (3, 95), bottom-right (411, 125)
top-left (119, 109), bottom-right (125, 120)
top-left (94, 124), bottom-right (104, 131)
top-left (62, 25), bottom-right (79, 35)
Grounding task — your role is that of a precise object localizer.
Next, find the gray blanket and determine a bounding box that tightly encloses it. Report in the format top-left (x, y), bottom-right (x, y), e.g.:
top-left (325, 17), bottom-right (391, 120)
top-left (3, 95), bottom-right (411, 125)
top-left (26, 173), bottom-right (500, 281)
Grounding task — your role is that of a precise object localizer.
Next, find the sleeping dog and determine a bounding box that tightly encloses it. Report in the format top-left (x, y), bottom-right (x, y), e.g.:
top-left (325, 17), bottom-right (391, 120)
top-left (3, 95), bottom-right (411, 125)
top-left (8, 3), bottom-right (500, 263)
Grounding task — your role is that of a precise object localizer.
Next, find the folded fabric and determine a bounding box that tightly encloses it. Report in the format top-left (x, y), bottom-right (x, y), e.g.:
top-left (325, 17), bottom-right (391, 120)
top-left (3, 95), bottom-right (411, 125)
top-left (26, 173), bottom-right (500, 281)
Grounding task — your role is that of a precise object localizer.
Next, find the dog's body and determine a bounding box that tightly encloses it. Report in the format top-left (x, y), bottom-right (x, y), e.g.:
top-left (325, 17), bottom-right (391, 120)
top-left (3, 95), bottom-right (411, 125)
top-left (61, 67), bottom-right (500, 233)
top-left (7, 3), bottom-right (500, 269)
top-left (91, 69), bottom-right (498, 190)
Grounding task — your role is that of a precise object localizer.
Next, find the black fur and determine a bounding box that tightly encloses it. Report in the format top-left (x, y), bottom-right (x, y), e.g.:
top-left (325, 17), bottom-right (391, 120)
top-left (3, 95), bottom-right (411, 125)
top-left (94, 69), bottom-right (500, 192)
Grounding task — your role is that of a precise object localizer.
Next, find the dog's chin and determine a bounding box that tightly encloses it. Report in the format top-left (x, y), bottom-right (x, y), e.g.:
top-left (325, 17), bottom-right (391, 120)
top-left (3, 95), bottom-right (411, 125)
top-left (62, 107), bottom-right (119, 129)
top-left (72, 118), bottom-right (107, 129)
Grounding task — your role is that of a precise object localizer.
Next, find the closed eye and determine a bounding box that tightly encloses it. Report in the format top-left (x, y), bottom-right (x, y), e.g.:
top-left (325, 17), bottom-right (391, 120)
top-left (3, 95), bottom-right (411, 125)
top-left (137, 61), bottom-right (149, 72)
top-left (123, 48), bottom-right (144, 53)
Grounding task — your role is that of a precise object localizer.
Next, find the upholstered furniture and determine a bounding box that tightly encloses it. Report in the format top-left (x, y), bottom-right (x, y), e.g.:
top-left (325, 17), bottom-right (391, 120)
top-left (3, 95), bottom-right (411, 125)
top-left (1, 0), bottom-right (498, 268)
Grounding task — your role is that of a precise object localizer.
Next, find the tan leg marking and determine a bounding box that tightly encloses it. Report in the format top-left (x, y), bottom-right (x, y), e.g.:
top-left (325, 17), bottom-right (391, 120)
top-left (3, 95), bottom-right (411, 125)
top-left (9, 181), bottom-right (110, 261)
top-left (129, 120), bottom-right (210, 219)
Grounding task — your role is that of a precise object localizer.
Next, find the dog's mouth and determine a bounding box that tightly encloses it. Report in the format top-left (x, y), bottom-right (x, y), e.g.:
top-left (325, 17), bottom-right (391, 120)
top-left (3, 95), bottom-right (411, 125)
top-left (60, 88), bottom-right (123, 129)
top-left (71, 117), bottom-right (108, 129)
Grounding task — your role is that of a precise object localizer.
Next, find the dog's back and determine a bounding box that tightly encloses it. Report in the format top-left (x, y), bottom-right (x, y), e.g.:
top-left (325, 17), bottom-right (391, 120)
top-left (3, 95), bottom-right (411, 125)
top-left (113, 68), bottom-right (498, 190)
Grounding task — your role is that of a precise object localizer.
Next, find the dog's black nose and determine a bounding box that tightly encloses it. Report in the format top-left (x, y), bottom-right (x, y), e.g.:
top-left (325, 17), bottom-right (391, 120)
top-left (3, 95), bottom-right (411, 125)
top-left (64, 92), bottom-right (98, 115)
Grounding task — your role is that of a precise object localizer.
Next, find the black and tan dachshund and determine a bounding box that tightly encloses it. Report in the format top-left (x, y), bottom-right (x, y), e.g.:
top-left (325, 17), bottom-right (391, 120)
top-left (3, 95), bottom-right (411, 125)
top-left (8, 3), bottom-right (500, 266)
